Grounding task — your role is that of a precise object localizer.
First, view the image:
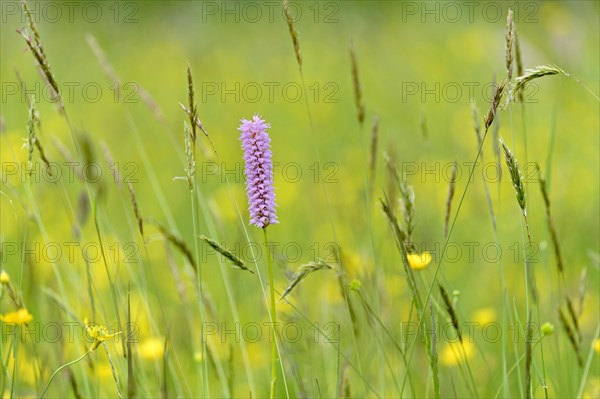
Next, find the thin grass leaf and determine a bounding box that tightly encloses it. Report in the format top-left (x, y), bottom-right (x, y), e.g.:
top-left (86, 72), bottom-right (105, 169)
top-left (524, 312), bottom-right (533, 399)
top-left (126, 285), bottom-right (136, 399)
top-left (430, 303), bottom-right (440, 399)
top-left (472, 101), bottom-right (497, 230)
top-left (161, 333), bottom-right (169, 399)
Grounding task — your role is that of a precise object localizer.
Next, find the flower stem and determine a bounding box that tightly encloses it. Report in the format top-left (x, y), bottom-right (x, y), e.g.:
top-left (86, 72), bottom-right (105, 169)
top-left (40, 350), bottom-right (91, 398)
top-left (263, 227), bottom-right (277, 399)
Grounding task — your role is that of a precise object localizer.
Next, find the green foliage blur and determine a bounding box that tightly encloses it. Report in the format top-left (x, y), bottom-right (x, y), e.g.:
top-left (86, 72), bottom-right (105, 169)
top-left (1, 1), bottom-right (598, 397)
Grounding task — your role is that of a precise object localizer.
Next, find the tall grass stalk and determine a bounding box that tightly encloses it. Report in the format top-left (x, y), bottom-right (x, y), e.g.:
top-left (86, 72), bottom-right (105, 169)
top-left (282, 2), bottom-right (368, 394)
top-left (20, 114), bottom-right (94, 396)
top-left (263, 228), bottom-right (278, 399)
top-left (576, 323), bottom-right (600, 398)
top-left (348, 37), bottom-right (384, 392)
top-left (19, 6), bottom-right (128, 388)
top-left (400, 81), bottom-right (505, 398)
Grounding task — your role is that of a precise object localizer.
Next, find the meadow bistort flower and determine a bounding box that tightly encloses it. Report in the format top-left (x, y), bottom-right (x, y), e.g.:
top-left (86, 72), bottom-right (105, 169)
top-left (239, 114), bottom-right (278, 228)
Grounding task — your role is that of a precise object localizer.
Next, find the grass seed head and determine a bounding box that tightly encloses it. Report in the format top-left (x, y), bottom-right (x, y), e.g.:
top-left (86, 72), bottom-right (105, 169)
top-left (499, 137), bottom-right (526, 212)
top-left (284, 0), bottom-right (302, 70)
top-left (505, 9), bottom-right (514, 81)
top-left (350, 39), bottom-right (365, 126)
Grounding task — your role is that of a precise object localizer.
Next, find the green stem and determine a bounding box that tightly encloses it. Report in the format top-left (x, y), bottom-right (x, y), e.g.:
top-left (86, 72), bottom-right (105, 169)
top-left (264, 227), bottom-right (278, 399)
top-left (190, 183), bottom-right (210, 398)
top-left (40, 350), bottom-right (92, 398)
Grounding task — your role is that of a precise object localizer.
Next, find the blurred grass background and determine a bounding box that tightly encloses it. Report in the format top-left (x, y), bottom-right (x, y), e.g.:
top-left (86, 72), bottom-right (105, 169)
top-left (1, 1), bottom-right (599, 397)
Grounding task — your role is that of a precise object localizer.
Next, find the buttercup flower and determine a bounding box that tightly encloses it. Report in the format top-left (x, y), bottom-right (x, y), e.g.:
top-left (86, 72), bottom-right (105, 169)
top-left (239, 114), bottom-right (277, 228)
top-left (407, 251), bottom-right (432, 270)
top-left (0, 308), bottom-right (33, 325)
top-left (473, 307), bottom-right (497, 325)
top-left (84, 318), bottom-right (121, 350)
top-left (138, 337), bottom-right (165, 360)
top-left (440, 341), bottom-right (474, 366)
top-left (0, 271), bottom-right (9, 284)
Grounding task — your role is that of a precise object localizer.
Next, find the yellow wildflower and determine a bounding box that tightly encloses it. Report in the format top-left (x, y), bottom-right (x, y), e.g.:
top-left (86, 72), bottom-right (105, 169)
top-left (472, 307), bottom-right (497, 326)
top-left (321, 277), bottom-right (343, 305)
top-left (0, 271), bottom-right (9, 284)
top-left (594, 338), bottom-right (600, 354)
top-left (582, 376), bottom-right (600, 399)
top-left (92, 362), bottom-right (115, 379)
top-left (0, 308), bottom-right (33, 325)
top-left (440, 340), bottom-right (475, 366)
top-left (407, 251), bottom-right (432, 270)
top-left (245, 342), bottom-right (267, 368)
top-left (276, 299), bottom-right (293, 318)
top-left (84, 318), bottom-right (121, 350)
top-left (138, 337), bottom-right (165, 360)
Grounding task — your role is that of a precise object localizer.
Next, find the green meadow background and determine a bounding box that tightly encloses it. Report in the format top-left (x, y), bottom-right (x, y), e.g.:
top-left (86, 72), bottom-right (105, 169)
top-left (1, 1), bottom-right (599, 398)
